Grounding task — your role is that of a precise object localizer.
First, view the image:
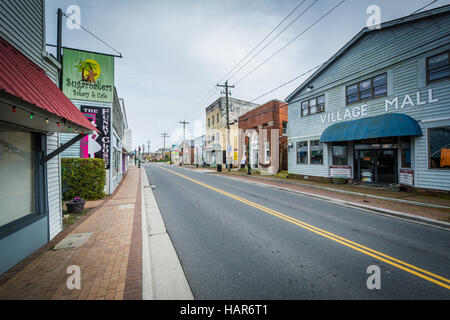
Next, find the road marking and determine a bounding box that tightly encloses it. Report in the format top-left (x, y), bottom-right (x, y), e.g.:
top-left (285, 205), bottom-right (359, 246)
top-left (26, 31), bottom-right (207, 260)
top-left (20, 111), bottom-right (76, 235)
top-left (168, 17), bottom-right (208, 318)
top-left (160, 166), bottom-right (450, 290)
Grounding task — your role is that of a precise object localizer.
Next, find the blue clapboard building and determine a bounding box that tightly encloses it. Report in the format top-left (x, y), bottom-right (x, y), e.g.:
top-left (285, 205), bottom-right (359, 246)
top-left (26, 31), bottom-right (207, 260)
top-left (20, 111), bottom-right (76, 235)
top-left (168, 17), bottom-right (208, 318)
top-left (286, 5), bottom-right (450, 191)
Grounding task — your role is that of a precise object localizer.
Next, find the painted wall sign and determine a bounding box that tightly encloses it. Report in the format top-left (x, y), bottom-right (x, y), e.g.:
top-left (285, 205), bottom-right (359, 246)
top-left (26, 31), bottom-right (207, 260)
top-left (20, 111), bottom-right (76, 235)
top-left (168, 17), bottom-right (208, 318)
top-left (62, 48), bottom-right (114, 103)
top-left (80, 106), bottom-right (111, 169)
top-left (321, 104), bottom-right (368, 124)
top-left (385, 89), bottom-right (439, 112)
top-left (330, 166), bottom-right (352, 178)
top-left (319, 89), bottom-right (439, 125)
top-left (399, 169), bottom-right (414, 186)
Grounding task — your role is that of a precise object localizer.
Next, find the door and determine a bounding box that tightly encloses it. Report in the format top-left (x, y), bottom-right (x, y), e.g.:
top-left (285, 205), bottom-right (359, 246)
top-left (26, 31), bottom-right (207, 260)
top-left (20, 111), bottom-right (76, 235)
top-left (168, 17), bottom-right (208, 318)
top-left (358, 150), bottom-right (376, 183)
top-left (376, 149), bottom-right (396, 183)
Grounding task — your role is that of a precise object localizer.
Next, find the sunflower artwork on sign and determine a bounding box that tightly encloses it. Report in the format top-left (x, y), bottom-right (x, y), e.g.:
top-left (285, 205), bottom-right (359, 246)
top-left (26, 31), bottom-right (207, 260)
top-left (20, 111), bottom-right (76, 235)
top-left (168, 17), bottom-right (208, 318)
top-left (75, 59), bottom-right (101, 83)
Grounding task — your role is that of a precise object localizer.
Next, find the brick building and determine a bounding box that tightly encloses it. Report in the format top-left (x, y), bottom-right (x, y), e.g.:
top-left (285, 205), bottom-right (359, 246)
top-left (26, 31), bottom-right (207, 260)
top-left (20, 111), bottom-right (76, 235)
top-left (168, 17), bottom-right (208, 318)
top-left (238, 100), bottom-right (288, 174)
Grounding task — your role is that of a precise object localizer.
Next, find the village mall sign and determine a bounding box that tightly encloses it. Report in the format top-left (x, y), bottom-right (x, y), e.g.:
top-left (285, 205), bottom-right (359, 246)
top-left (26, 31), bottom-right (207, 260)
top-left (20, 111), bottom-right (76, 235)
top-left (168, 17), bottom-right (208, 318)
top-left (320, 89), bottom-right (439, 124)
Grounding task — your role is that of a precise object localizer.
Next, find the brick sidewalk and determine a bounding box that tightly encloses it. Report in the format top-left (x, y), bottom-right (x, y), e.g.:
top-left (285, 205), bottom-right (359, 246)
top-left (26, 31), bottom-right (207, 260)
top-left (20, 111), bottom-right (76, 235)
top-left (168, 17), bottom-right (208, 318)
top-left (0, 166), bottom-right (142, 300)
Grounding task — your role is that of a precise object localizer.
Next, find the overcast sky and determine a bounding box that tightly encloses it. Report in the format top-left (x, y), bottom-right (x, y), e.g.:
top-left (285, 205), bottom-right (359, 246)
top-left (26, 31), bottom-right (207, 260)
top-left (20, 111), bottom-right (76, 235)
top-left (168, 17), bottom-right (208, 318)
top-left (45, 0), bottom-right (450, 150)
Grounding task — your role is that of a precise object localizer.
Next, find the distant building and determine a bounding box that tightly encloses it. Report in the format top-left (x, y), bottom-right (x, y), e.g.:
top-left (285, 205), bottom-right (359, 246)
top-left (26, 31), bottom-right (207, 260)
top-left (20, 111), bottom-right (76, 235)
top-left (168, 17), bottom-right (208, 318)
top-left (238, 100), bottom-right (288, 174)
top-left (285, 5), bottom-right (450, 191)
top-left (205, 97), bottom-right (259, 167)
top-left (194, 135), bottom-right (206, 166)
top-left (180, 139), bottom-right (195, 165)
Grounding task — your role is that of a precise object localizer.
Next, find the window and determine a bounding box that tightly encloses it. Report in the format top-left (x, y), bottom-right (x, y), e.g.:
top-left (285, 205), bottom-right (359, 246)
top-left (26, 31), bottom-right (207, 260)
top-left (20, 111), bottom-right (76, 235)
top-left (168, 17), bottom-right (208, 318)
top-left (401, 137), bottom-right (411, 168)
top-left (429, 126), bottom-right (450, 169)
top-left (217, 113), bottom-right (220, 123)
top-left (264, 141), bottom-right (270, 164)
top-left (310, 140), bottom-right (323, 164)
top-left (208, 118), bottom-right (210, 127)
top-left (427, 52), bottom-right (450, 83)
top-left (282, 121), bottom-right (287, 135)
top-left (0, 126), bottom-right (35, 228)
top-left (301, 95), bottom-right (325, 117)
top-left (296, 141), bottom-right (308, 164)
top-left (332, 142), bottom-right (348, 165)
top-left (346, 73), bottom-right (387, 105)
top-left (212, 115), bottom-right (214, 125)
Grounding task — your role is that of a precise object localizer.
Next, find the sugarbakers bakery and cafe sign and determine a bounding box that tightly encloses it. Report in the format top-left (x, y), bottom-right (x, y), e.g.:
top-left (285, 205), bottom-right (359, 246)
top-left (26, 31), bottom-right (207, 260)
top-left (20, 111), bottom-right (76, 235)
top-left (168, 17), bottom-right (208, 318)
top-left (62, 48), bottom-right (114, 103)
top-left (320, 89), bottom-right (439, 124)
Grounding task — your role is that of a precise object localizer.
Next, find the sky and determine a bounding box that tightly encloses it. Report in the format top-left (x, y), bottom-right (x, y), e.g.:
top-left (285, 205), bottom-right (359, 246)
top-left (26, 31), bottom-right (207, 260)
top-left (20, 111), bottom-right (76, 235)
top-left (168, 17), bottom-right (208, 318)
top-left (45, 0), bottom-right (450, 150)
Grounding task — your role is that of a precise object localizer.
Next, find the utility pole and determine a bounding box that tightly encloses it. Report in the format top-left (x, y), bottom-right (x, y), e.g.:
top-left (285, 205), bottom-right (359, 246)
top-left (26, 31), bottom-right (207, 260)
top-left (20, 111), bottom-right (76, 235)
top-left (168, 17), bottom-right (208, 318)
top-left (179, 121), bottom-right (189, 165)
top-left (217, 80), bottom-right (234, 172)
top-left (147, 140), bottom-right (151, 156)
top-left (161, 133), bottom-right (169, 165)
top-left (56, 8), bottom-right (63, 89)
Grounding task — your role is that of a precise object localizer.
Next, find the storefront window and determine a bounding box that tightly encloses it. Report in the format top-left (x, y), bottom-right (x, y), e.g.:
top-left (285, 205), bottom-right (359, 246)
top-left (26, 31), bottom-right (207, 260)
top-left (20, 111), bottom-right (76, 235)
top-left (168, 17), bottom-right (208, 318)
top-left (296, 141), bottom-right (308, 164)
top-left (401, 137), bottom-right (411, 168)
top-left (429, 126), bottom-right (450, 169)
top-left (332, 142), bottom-right (348, 165)
top-left (310, 140), bottom-right (323, 164)
top-left (0, 125), bottom-right (35, 227)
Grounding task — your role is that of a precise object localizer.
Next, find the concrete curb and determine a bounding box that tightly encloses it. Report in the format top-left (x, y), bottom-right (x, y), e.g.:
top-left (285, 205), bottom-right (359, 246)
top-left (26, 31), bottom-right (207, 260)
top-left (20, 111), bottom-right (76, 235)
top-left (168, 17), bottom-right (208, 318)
top-left (141, 167), bottom-right (194, 300)
top-left (220, 175), bottom-right (450, 231)
top-left (224, 173), bottom-right (450, 210)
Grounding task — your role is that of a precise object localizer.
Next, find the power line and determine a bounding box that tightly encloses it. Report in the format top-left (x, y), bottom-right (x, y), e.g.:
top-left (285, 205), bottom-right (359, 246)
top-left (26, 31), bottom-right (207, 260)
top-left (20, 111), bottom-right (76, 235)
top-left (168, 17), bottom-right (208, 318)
top-left (180, 0), bottom-right (308, 123)
top-left (221, 0), bottom-right (308, 83)
top-left (235, 0), bottom-right (347, 84)
top-left (227, 0), bottom-right (316, 82)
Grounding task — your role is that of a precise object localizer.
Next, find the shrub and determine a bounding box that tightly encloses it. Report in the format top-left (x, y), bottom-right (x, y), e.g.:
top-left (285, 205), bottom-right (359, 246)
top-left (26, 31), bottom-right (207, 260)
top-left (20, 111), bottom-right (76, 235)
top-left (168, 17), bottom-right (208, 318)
top-left (61, 158), bottom-right (106, 200)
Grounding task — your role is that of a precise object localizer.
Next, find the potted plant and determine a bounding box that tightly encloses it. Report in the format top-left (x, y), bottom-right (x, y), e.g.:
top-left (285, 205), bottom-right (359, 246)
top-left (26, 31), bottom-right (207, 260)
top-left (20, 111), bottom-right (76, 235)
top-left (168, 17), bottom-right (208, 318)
top-left (66, 197), bottom-right (86, 214)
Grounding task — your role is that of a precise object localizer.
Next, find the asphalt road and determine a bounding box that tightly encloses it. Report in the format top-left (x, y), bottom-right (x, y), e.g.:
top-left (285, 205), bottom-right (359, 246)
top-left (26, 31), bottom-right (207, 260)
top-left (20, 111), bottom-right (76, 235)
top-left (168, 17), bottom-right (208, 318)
top-left (144, 163), bottom-right (450, 299)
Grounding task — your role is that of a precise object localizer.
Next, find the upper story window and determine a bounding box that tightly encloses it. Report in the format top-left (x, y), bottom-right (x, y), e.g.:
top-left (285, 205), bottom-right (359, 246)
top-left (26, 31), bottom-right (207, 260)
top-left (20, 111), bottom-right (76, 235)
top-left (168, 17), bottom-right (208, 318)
top-left (427, 52), bottom-right (450, 83)
top-left (282, 121), bottom-right (287, 135)
top-left (346, 73), bottom-right (387, 105)
top-left (212, 115), bottom-right (215, 125)
top-left (208, 118), bottom-right (210, 128)
top-left (301, 95), bottom-right (325, 117)
top-left (217, 113), bottom-right (220, 123)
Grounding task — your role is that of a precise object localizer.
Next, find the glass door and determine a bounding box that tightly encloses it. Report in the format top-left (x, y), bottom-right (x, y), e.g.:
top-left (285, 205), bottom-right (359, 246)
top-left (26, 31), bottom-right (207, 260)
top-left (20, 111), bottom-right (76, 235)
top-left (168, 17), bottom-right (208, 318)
top-left (376, 149), bottom-right (397, 183)
top-left (358, 150), bottom-right (376, 183)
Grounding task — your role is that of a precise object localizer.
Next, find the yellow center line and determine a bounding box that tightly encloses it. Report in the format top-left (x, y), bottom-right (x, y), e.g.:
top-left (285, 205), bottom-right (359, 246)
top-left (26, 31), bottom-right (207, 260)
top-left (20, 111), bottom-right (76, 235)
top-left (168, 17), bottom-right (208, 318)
top-left (160, 166), bottom-right (450, 290)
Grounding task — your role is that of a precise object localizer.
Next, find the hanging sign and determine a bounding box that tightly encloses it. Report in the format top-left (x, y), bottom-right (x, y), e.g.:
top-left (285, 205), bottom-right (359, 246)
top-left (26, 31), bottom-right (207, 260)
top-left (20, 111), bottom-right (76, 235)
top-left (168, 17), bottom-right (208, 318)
top-left (80, 106), bottom-right (111, 169)
top-left (62, 48), bottom-right (114, 103)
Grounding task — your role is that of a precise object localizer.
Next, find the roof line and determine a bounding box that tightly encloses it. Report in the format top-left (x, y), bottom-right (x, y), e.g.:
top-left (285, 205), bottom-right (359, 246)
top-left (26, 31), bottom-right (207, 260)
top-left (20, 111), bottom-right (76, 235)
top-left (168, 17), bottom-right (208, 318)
top-left (285, 3), bottom-right (450, 101)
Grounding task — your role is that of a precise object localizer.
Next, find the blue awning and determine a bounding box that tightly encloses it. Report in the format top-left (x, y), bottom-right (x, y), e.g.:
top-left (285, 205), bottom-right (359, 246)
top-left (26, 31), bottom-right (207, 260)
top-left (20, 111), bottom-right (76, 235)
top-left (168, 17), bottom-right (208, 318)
top-left (320, 113), bottom-right (422, 143)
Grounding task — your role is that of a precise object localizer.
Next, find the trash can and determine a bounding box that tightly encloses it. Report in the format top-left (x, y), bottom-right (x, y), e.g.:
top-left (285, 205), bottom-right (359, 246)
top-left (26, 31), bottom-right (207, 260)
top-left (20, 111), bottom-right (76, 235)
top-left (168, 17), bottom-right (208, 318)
top-left (217, 164), bottom-right (222, 172)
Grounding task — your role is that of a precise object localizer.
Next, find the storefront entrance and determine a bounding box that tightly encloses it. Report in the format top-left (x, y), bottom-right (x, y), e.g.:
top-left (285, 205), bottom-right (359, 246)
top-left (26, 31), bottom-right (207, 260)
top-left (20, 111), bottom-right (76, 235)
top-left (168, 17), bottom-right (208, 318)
top-left (354, 138), bottom-right (398, 184)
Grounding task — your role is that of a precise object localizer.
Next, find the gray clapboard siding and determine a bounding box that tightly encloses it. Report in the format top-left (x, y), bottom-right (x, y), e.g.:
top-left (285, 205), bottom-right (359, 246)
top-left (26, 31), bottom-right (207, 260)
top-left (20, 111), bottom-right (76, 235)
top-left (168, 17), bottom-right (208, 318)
top-left (0, 0), bottom-right (45, 69)
top-left (287, 10), bottom-right (450, 190)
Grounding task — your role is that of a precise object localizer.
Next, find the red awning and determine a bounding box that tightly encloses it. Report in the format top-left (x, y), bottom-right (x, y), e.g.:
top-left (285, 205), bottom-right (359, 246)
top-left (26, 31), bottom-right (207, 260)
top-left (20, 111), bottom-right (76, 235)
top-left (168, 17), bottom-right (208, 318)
top-left (0, 36), bottom-right (97, 132)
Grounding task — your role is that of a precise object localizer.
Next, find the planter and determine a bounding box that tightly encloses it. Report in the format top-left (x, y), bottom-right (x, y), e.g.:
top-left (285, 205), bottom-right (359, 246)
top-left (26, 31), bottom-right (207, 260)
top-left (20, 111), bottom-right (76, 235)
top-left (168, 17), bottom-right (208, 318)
top-left (66, 199), bottom-right (86, 214)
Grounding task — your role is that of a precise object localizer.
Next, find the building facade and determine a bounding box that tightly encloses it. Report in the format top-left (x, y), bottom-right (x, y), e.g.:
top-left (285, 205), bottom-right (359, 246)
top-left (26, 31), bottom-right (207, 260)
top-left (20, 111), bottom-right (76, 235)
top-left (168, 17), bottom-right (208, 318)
top-left (194, 135), bottom-right (206, 166)
top-left (205, 97), bottom-right (259, 167)
top-left (0, 0), bottom-right (96, 274)
top-left (238, 100), bottom-right (288, 174)
top-left (286, 6), bottom-right (450, 191)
